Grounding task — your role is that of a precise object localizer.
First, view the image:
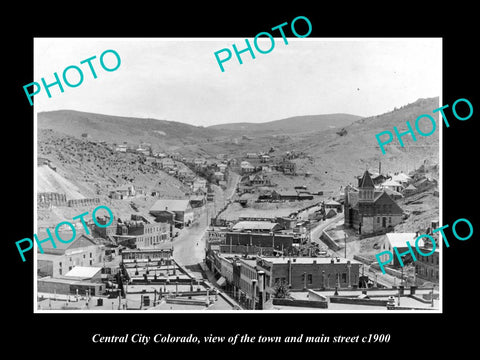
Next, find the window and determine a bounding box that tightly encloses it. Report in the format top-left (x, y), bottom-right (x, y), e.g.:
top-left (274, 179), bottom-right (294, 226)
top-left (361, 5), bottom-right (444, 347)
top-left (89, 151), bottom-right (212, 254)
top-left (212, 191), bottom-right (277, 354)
top-left (83, 254), bottom-right (86, 259)
top-left (90, 252), bottom-right (92, 258)
top-left (377, 217), bottom-right (380, 223)
top-left (389, 217), bottom-right (392, 223)
top-left (342, 273), bottom-right (347, 283)
top-left (89, 260), bottom-right (93, 266)
top-left (59, 269), bottom-right (62, 275)
top-left (59, 262), bottom-right (62, 267)
top-left (69, 266), bottom-right (72, 271)
top-left (308, 274), bottom-right (313, 285)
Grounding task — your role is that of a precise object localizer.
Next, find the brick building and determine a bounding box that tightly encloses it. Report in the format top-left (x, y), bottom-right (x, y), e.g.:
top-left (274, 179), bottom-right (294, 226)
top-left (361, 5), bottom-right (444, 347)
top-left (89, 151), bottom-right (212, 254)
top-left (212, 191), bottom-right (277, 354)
top-left (344, 170), bottom-right (404, 234)
top-left (256, 256), bottom-right (361, 291)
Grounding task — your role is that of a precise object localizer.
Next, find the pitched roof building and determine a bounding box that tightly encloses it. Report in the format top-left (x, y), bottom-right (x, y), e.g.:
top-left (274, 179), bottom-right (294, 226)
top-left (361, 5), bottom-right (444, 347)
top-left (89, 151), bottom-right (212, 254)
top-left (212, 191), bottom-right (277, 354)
top-left (344, 170), bottom-right (404, 235)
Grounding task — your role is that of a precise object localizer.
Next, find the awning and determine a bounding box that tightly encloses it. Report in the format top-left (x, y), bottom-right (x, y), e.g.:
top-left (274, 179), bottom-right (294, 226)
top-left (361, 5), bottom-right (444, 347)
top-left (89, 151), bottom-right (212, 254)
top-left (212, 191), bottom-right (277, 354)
top-left (216, 276), bottom-right (227, 287)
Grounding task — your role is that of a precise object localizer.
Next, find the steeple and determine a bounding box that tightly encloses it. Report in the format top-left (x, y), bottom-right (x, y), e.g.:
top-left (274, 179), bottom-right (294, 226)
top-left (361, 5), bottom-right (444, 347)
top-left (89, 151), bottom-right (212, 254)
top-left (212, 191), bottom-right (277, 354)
top-left (359, 170), bottom-right (375, 189)
top-left (359, 170), bottom-right (374, 202)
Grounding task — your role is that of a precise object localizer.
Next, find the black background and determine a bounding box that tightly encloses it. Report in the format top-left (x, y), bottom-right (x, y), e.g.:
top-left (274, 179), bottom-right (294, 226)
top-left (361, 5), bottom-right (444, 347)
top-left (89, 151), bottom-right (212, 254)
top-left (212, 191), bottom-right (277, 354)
top-left (6, 4), bottom-right (478, 354)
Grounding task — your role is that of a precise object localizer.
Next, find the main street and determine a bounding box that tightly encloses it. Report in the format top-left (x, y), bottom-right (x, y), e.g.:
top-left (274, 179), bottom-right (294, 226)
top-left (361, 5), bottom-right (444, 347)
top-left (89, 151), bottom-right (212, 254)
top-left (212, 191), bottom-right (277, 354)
top-left (171, 172), bottom-right (241, 278)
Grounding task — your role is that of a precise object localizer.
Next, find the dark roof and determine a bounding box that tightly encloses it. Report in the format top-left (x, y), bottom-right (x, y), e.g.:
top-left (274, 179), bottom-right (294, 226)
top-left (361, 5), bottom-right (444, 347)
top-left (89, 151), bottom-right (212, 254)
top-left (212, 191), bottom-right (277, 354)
top-left (359, 170), bottom-right (375, 189)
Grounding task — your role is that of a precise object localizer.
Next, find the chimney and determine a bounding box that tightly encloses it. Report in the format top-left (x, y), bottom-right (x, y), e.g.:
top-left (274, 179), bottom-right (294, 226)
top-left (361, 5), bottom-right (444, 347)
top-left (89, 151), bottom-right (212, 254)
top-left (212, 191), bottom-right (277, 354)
top-left (336, 257), bottom-right (340, 262)
top-left (330, 258), bottom-right (334, 264)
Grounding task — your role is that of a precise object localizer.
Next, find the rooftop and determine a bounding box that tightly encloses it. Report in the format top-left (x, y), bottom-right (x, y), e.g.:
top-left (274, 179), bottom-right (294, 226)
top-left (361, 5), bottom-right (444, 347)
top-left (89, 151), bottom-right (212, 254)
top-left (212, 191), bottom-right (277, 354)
top-left (386, 233), bottom-right (424, 248)
top-left (259, 257), bottom-right (362, 265)
top-left (150, 199), bottom-right (190, 212)
top-left (64, 266), bottom-right (102, 279)
top-left (232, 221), bottom-right (279, 231)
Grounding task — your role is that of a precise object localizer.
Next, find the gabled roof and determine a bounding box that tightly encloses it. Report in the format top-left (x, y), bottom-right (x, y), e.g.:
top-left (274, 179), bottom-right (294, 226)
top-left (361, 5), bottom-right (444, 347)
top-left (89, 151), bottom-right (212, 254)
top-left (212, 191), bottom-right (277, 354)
top-left (150, 199), bottom-right (191, 212)
top-left (36, 233), bottom-right (99, 254)
top-left (383, 188), bottom-right (403, 197)
top-left (405, 184), bottom-right (417, 190)
top-left (382, 180), bottom-right (403, 187)
top-left (359, 170), bottom-right (375, 189)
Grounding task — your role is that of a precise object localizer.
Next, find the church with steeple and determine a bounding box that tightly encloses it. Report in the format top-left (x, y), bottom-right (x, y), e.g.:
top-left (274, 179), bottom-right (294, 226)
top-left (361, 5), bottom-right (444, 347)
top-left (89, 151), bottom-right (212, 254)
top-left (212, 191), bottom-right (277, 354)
top-left (344, 170), bottom-right (404, 234)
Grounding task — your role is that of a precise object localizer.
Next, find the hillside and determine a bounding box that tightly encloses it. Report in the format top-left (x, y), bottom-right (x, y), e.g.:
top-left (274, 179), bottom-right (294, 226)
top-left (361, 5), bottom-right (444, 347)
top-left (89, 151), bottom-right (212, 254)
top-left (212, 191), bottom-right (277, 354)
top-left (37, 165), bottom-right (85, 200)
top-left (209, 113), bottom-right (362, 135)
top-left (37, 110), bottom-right (225, 152)
top-left (37, 128), bottom-right (191, 228)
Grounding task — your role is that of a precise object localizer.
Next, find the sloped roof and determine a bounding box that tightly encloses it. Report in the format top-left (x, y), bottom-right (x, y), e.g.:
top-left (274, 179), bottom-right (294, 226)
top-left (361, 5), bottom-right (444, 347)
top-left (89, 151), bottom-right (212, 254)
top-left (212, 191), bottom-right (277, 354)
top-left (382, 180), bottom-right (403, 187)
top-left (383, 188), bottom-right (403, 197)
top-left (64, 266), bottom-right (102, 279)
top-left (391, 173), bottom-right (412, 182)
top-left (36, 232), bottom-right (98, 253)
top-left (232, 221), bottom-right (279, 231)
top-left (359, 170), bottom-right (375, 189)
top-left (386, 233), bottom-right (423, 249)
top-left (276, 190), bottom-right (298, 197)
top-left (405, 184), bottom-right (417, 190)
top-left (325, 200), bottom-right (341, 206)
top-left (150, 199), bottom-right (190, 212)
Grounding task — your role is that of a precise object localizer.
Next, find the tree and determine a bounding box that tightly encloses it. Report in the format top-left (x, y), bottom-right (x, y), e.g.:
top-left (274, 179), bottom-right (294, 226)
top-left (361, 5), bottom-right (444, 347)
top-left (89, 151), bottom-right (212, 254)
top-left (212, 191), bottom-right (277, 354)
top-left (272, 281), bottom-right (290, 299)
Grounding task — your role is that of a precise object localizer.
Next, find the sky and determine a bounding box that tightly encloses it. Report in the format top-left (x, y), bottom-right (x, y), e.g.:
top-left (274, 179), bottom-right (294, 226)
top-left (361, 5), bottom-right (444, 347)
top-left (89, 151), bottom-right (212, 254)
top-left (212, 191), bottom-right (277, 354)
top-left (33, 38), bottom-right (442, 127)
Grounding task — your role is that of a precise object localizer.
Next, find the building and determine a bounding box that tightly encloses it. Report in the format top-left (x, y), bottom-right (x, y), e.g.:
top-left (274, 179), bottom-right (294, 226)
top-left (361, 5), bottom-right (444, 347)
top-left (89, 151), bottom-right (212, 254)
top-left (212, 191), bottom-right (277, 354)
top-left (211, 255), bottom-right (361, 309)
top-left (380, 179), bottom-right (404, 193)
top-left (37, 276), bottom-right (106, 296)
top-left (194, 158), bottom-right (206, 166)
top-left (256, 256), bottom-right (362, 291)
top-left (189, 195), bottom-right (206, 208)
top-left (403, 184), bottom-right (417, 196)
top-left (378, 233), bottom-right (423, 268)
top-left (324, 200), bottom-right (342, 212)
top-left (279, 160), bottom-right (296, 175)
top-left (240, 161), bottom-right (255, 174)
top-left (391, 173), bottom-right (412, 186)
top-left (415, 246), bottom-right (439, 283)
top-left (149, 199), bottom-right (194, 227)
top-left (344, 170), bottom-right (404, 234)
top-left (246, 174), bottom-right (270, 186)
top-left (214, 171), bottom-right (225, 181)
top-left (271, 190), bottom-right (298, 201)
top-left (121, 246), bottom-right (173, 261)
top-left (193, 178), bottom-right (207, 192)
top-left (116, 218), bottom-right (170, 249)
top-left (115, 144), bottom-right (127, 152)
top-left (113, 184), bottom-right (135, 197)
top-left (37, 233), bottom-right (105, 278)
top-left (161, 158), bottom-right (175, 169)
top-left (217, 163), bottom-right (228, 173)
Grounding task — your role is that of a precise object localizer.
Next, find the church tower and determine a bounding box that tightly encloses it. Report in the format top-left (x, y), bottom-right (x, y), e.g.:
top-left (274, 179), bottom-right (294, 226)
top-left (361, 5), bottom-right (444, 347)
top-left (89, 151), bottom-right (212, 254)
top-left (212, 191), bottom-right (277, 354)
top-left (358, 170), bottom-right (375, 202)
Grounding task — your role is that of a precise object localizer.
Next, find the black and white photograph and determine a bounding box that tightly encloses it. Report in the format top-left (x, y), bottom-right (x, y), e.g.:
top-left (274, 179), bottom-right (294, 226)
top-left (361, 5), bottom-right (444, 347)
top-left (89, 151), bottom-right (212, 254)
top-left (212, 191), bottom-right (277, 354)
top-left (6, 5), bottom-right (479, 353)
top-left (33, 37), bottom-right (442, 312)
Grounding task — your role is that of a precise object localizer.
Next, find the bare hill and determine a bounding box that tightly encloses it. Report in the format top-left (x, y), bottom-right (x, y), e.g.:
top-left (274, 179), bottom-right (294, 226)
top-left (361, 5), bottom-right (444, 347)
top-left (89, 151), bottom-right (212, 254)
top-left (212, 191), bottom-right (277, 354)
top-left (209, 113), bottom-right (362, 135)
top-left (37, 110), bottom-right (224, 151)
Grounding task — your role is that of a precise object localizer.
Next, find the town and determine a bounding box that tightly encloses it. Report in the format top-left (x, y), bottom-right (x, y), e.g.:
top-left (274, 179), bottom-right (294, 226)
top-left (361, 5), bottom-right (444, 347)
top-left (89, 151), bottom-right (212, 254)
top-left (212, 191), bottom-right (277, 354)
top-left (35, 114), bottom-right (440, 311)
